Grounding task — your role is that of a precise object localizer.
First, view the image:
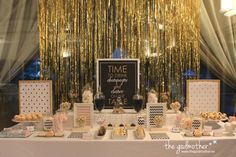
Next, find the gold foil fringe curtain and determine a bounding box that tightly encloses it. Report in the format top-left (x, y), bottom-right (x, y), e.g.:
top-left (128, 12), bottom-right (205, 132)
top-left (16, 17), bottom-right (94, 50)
top-left (38, 0), bottom-right (200, 107)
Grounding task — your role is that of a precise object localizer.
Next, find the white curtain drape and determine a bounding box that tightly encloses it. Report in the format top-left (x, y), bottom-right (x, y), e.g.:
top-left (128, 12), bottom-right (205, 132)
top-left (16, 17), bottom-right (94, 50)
top-left (201, 0), bottom-right (236, 87)
top-left (0, 0), bottom-right (38, 85)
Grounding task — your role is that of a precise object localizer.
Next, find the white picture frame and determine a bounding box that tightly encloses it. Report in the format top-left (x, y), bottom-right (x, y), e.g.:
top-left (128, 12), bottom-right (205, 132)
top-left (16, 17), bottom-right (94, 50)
top-left (147, 103), bottom-right (166, 129)
top-left (187, 80), bottom-right (220, 115)
top-left (73, 103), bottom-right (93, 128)
top-left (19, 80), bottom-right (53, 114)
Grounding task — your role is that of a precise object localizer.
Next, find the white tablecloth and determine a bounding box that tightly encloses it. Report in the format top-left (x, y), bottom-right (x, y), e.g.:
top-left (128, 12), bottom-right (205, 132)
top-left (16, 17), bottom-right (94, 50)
top-left (1, 129), bottom-right (236, 157)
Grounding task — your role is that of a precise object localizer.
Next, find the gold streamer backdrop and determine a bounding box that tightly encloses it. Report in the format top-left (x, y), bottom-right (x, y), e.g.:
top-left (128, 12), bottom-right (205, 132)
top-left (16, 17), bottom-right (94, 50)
top-left (38, 0), bottom-right (200, 108)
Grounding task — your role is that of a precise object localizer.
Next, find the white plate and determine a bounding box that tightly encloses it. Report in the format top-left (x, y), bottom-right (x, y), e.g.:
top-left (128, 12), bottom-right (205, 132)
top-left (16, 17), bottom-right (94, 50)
top-left (12, 118), bottom-right (41, 123)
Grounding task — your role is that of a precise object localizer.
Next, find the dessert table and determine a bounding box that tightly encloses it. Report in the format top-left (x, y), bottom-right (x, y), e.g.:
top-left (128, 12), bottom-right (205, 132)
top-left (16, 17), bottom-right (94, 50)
top-left (1, 110), bottom-right (236, 157)
top-left (1, 128), bottom-right (236, 157)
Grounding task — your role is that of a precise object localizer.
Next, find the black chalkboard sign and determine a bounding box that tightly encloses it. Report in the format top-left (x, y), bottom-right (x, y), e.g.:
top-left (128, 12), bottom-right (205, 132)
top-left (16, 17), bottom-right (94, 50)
top-left (97, 59), bottom-right (139, 109)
